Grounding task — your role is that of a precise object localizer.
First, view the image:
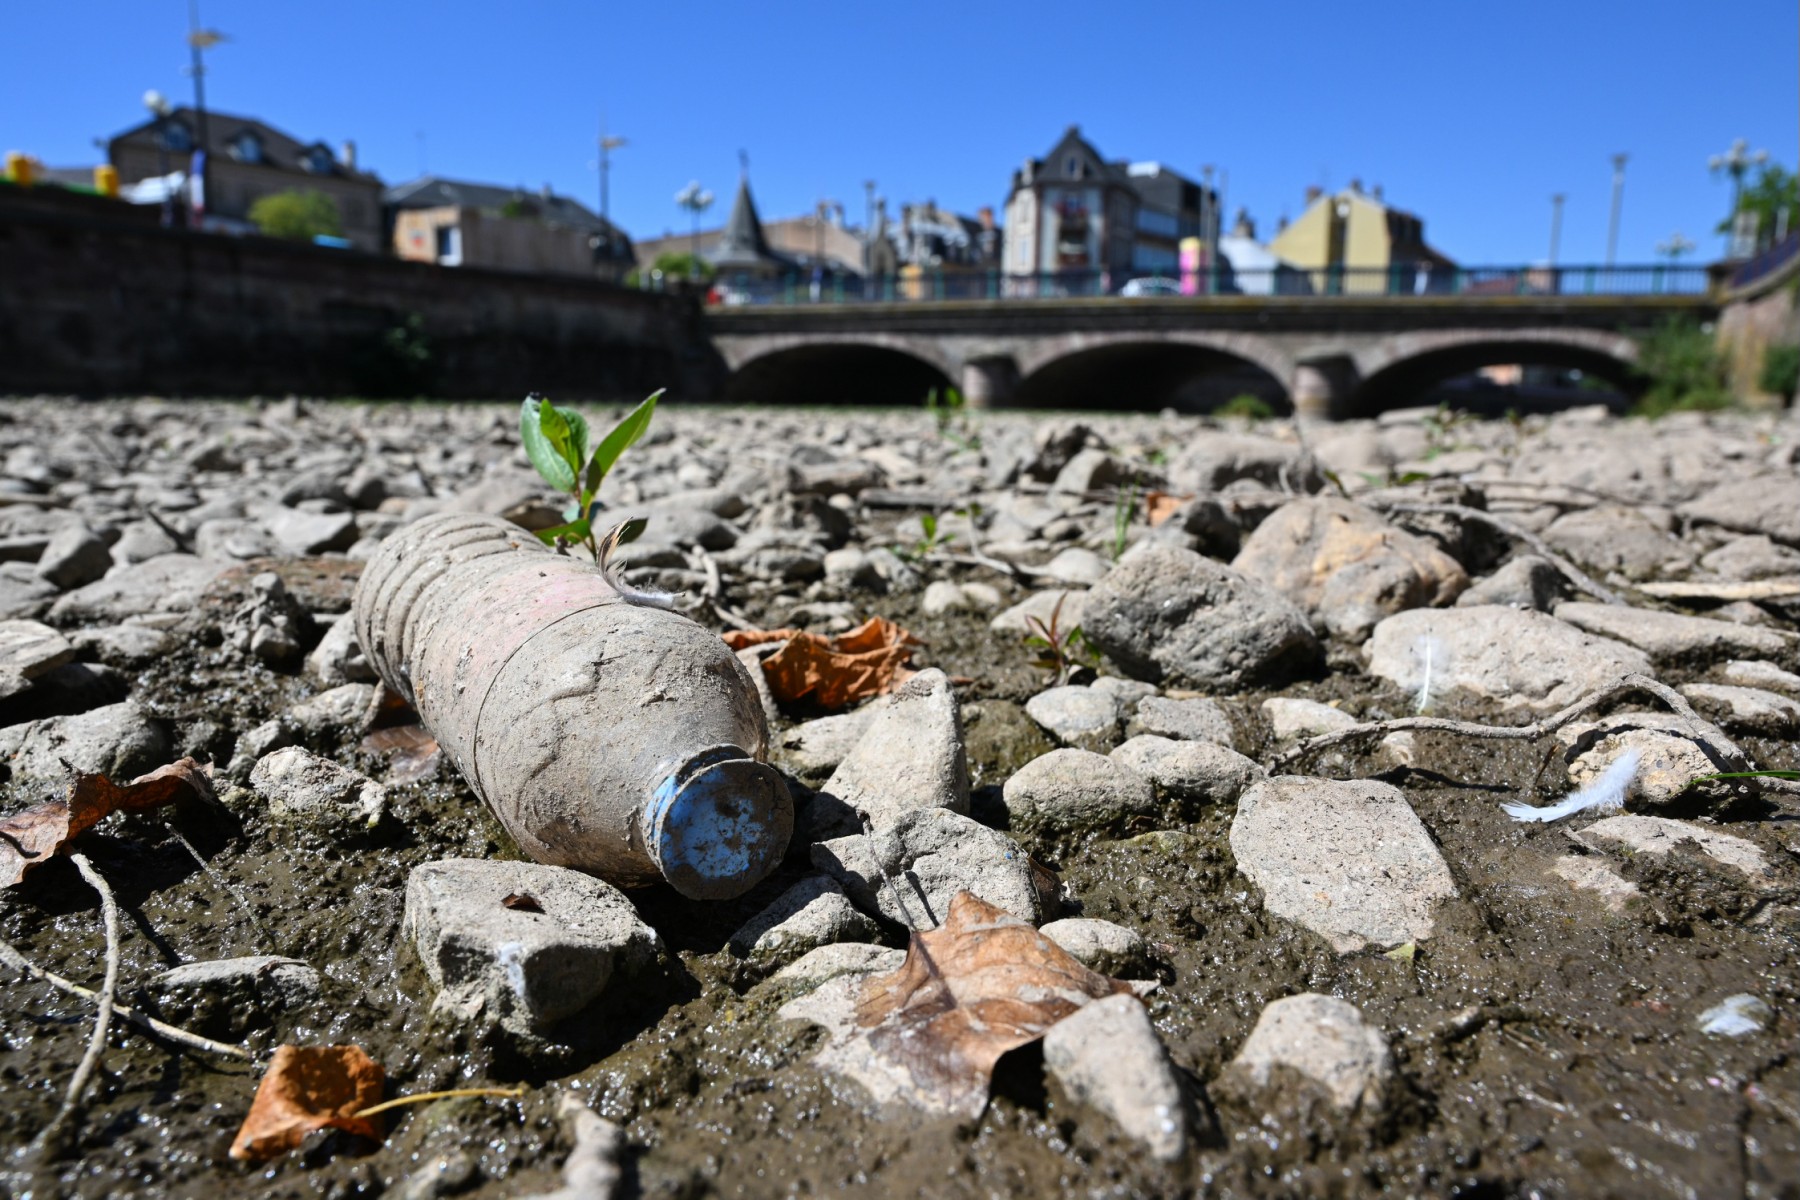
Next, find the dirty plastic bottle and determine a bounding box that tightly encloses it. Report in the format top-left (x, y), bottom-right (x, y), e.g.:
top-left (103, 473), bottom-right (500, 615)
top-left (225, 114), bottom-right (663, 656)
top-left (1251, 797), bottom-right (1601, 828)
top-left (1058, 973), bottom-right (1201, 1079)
top-left (353, 512), bottom-right (790, 900)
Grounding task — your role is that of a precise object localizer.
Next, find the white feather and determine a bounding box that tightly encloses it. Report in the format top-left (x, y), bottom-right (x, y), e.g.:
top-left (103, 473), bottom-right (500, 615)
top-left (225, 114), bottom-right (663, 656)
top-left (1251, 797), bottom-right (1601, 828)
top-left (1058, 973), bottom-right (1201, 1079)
top-left (1412, 634), bottom-right (1447, 714)
top-left (1500, 748), bottom-right (1641, 823)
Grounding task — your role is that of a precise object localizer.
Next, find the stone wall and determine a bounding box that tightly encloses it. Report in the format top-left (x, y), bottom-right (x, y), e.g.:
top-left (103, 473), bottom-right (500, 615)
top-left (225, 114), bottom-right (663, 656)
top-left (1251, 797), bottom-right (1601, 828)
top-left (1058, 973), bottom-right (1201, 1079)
top-left (1716, 243), bottom-right (1800, 409)
top-left (0, 186), bottom-right (721, 400)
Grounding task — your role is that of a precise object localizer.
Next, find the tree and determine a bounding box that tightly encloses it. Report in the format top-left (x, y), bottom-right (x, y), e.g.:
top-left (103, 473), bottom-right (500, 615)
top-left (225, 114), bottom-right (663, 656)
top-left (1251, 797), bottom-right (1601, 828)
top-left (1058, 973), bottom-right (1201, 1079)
top-left (625, 252), bottom-right (714, 286)
top-left (249, 190), bottom-right (344, 241)
top-left (1717, 163), bottom-right (1798, 240)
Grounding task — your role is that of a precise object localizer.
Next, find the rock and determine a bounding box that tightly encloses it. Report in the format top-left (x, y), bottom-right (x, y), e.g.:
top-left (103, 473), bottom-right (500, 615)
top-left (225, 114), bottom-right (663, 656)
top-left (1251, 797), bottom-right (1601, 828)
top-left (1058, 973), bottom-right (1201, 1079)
top-left (989, 588), bottom-right (1087, 634)
top-left (1038, 918), bottom-right (1152, 976)
top-left (727, 875), bottom-right (881, 965)
top-left (193, 517), bottom-right (279, 562)
top-left (1678, 683), bottom-right (1800, 736)
top-left (1549, 854), bottom-right (1640, 912)
top-left (1260, 697), bottom-right (1358, 740)
top-left (1697, 994), bottom-right (1772, 1037)
top-left (67, 623), bottom-right (169, 668)
top-left (1129, 695), bottom-right (1235, 747)
top-left (140, 955), bottom-right (322, 1038)
top-left (262, 506), bottom-right (358, 556)
top-left (403, 858), bottom-right (659, 1041)
top-left (1231, 497), bottom-right (1468, 641)
top-left (788, 457), bottom-right (884, 496)
top-left (1042, 994), bottom-right (1190, 1163)
top-left (774, 703), bottom-right (884, 781)
top-left (249, 746), bottom-right (386, 830)
top-left (2, 700), bottom-right (169, 783)
top-left (1024, 685), bottom-right (1121, 752)
top-left (1540, 505), bottom-right (1695, 580)
top-left (1719, 659), bottom-right (1800, 696)
top-left (306, 614), bottom-right (376, 685)
top-left (1230, 776), bottom-right (1457, 953)
top-left (921, 579), bottom-right (967, 615)
top-left (49, 554), bottom-right (224, 623)
top-left (1221, 994), bottom-right (1393, 1112)
top-left (1169, 432), bottom-right (1320, 492)
top-left (222, 570), bottom-right (316, 667)
top-left (0, 618), bottom-right (74, 699)
top-left (226, 718), bottom-right (295, 781)
top-left (1039, 546), bottom-right (1112, 586)
top-left (1680, 476), bottom-right (1800, 547)
top-left (1698, 535), bottom-right (1800, 581)
top-left (1091, 676), bottom-right (1158, 710)
top-left (1576, 816), bottom-right (1771, 886)
top-left (1050, 448), bottom-right (1133, 495)
top-left (0, 564), bottom-right (60, 620)
top-left (0, 660), bottom-right (126, 722)
top-left (1109, 735), bottom-right (1262, 808)
top-left (33, 522), bottom-right (112, 590)
top-left (1081, 545), bottom-right (1319, 690)
top-left (287, 682), bottom-right (377, 736)
top-left (1455, 555), bottom-right (1570, 611)
top-left (806, 669), bottom-right (968, 839)
top-left (1553, 602), bottom-right (1796, 669)
top-left (1367, 606), bottom-right (1651, 713)
top-left (769, 942), bottom-right (905, 992)
top-left (1003, 748), bottom-right (1157, 836)
top-left (812, 807), bottom-right (1047, 927)
top-left (1556, 711), bottom-right (1741, 806)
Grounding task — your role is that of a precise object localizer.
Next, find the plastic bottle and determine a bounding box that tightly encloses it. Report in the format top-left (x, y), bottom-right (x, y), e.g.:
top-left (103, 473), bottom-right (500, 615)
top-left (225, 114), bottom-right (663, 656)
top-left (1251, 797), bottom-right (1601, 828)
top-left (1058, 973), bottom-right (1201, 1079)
top-left (353, 512), bottom-right (790, 900)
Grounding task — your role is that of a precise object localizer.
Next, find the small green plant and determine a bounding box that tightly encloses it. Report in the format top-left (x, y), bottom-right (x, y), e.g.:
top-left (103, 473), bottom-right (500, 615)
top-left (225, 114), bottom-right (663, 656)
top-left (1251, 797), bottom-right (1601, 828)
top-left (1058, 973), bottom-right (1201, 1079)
top-left (1759, 344), bottom-right (1799, 404)
top-left (1215, 393), bottom-right (1274, 420)
top-left (519, 391), bottom-right (661, 562)
top-left (1110, 478), bottom-right (1138, 561)
top-left (249, 189), bottom-right (343, 241)
top-left (925, 385), bottom-right (980, 451)
top-left (1421, 402), bottom-right (1476, 457)
top-left (1023, 593), bottom-right (1100, 685)
top-left (896, 511), bottom-right (954, 561)
top-left (1631, 317), bottom-right (1731, 417)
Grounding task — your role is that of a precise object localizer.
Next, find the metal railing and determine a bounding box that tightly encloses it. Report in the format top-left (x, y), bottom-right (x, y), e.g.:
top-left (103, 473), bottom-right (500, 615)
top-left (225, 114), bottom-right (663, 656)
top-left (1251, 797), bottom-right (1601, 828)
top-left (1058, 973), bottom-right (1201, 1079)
top-left (691, 262), bottom-right (1711, 307)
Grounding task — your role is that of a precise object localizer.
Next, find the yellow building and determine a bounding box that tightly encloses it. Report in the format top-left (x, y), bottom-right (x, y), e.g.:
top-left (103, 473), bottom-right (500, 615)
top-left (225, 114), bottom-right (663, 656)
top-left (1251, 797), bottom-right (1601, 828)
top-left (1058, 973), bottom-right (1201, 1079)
top-left (1269, 183), bottom-right (1453, 294)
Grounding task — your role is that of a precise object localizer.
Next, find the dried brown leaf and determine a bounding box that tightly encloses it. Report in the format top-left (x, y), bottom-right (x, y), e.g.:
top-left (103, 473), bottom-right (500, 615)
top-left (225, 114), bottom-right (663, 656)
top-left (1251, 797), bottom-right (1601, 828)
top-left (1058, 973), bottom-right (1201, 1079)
top-left (1144, 491), bottom-right (1193, 527)
top-left (722, 617), bottom-right (920, 710)
top-left (228, 1044), bottom-right (385, 1162)
top-left (0, 758), bottom-right (215, 888)
top-left (358, 723), bottom-right (442, 784)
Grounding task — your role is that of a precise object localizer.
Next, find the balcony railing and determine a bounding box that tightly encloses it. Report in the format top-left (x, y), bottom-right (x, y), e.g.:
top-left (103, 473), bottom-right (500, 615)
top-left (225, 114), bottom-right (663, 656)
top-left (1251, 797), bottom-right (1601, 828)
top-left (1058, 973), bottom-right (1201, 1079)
top-left (686, 262), bottom-right (1712, 307)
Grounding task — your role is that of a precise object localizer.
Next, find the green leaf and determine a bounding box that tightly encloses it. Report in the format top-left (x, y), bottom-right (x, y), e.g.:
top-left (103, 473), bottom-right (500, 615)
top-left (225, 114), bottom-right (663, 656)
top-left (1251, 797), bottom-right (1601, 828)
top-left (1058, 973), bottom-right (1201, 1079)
top-left (920, 514), bottom-right (938, 541)
top-left (1383, 941), bottom-right (1417, 962)
top-left (537, 403), bottom-right (586, 482)
top-left (556, 406), bottom-right (590, 468)
top-left (520, 396), bottom-right (576, 492)
top-left (533, 518), bottom-right (591, 546)
top-left (589, 389), bottom-right (662, 487)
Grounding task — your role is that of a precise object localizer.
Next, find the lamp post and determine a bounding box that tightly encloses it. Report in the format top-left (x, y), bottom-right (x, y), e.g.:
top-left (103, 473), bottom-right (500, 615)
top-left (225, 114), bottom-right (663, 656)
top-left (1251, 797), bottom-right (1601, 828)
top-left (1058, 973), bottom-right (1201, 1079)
top-left (183, 1), bottom-right (226, 225)
top-left (142, 89), bottom-right (174, 227)
top-left (1547, 193), bottom-right (1564, 266)
top-left (1709, 138), bottom-right (1770, 257)
top-left (1656, 231), bottom-right (1695, 263)
top-left (1604, 154), bottom-right (1628, 269)
top-left (593, 120), bottom-right (626, 256)
top-left (674, 180), bottom-right (713, 280)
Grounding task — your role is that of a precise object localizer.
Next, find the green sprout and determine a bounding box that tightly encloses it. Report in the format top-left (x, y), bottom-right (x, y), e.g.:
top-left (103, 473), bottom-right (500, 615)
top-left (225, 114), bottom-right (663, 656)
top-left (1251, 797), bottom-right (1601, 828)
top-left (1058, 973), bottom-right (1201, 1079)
top-left (1111, 478), bottom-right (1139, 561)
top-left (519, 390), bottom-right (661, 563)
top-left (1023, 593), bottom-right (1101, 685)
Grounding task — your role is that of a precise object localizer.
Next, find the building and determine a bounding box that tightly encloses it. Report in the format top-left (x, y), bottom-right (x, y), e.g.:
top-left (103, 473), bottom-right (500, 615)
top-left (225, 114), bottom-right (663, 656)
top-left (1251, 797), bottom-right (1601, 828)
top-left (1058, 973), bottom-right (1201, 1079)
top-left (1217, 210), bottom-right (1311, 295)
top-left (108, 108), bottom-right (383, 252)
top-left (1268, 181), bottom-right (1454, 294)
top-left (386, 177), bottom-right (634, 279)
top-left (1124, 162), bottom-right (1216, 274)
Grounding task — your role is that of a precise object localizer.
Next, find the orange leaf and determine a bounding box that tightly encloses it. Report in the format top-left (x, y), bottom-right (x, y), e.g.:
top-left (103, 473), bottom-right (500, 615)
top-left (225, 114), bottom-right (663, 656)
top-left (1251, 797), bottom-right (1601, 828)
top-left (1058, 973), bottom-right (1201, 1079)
top-left (1144, 491), bottom-right (1193, 527)
top-left (723, 617), bottom-right (921, 710)
top-left (0, 758), bottom-right (215, 888)
top-left (228, 1044), bottom-right (385, 1162)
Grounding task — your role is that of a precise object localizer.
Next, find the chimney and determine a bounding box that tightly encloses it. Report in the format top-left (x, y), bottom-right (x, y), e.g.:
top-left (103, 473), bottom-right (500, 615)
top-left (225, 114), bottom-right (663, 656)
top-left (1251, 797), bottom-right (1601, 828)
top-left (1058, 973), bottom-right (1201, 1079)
top-left (978, 206), bottom-right (995, 229)
top-left (541, 183), bottom-right (553, 200)
top-left (1232, 207), bottom-right (1254, 239)
top-left (1277, 214), bottom-right (1290, 233)
top-left (1349, 177), bottom-right (1363, 194)
top-left (339, 140), bottom-right (357, 170)
top-left (1303, 185), bottom-right (1323, 205)
top-left (1372, 183), bottom-right (1384, 201)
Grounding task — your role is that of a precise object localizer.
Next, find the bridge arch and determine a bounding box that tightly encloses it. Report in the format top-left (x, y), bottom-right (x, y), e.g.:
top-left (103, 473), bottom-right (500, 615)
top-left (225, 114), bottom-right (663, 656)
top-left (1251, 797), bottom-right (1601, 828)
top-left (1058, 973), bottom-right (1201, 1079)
top-left (715, 335), bottom-right (956, 407)
top-left (1009, 332), bottom-right (1297, 412)
top-left (1348, 328), bottom-right (1641, 416)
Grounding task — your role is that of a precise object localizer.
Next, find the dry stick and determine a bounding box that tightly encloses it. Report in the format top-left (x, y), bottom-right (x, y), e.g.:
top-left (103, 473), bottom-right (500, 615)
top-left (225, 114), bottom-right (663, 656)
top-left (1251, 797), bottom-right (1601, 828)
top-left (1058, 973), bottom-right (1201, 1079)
top-left (692, 549), bottom-right (757, 632)
top-left (354, 1086), bottom-right (524, 1119)
top-left (1272, 673), bottom-right (1735, 774)
top-left (24, 854), bottom-right (122, 1160)
top-left (1369, 499), bottom-right (1627, 606)
top-left (0, 938), bottom-right (252, 1060)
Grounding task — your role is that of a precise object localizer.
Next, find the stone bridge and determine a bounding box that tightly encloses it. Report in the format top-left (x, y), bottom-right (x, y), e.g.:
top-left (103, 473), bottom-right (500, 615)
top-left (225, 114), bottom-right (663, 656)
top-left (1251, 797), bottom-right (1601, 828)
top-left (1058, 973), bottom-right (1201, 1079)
top-left (706, 293), bottom-right (1714, 417)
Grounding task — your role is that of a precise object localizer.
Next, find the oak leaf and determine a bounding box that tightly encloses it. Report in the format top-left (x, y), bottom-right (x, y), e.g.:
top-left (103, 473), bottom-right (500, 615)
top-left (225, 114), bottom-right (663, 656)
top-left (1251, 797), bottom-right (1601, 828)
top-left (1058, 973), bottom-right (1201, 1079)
top-left (779, 890), bottom-right (1133, 1119)
top-left (0, 758), bottom-right (215, 888)
top-left (1144, 491), bottom-right (1194, 527)
top-left (723, 616), bottom-right (920, 710)
top-left (228, 1044), bottom-right (385, 1161)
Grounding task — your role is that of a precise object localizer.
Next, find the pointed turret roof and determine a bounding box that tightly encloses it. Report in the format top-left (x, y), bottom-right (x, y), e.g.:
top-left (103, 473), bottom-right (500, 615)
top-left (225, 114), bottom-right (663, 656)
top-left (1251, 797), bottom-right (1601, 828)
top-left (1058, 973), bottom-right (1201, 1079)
top-left (709, 173), bottom-right (792, 271)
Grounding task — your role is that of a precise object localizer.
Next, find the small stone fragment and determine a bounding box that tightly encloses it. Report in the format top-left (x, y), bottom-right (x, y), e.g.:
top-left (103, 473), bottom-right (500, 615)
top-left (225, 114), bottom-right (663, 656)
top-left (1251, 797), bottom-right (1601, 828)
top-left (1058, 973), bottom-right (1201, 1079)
top-left (1222, 993), bottom-right (1393, 1112)
top-left (812, 807), bottom-right (1047, 927)
top-left (1003, 748), bottom-right (1157, 836)
top-left (1576, 816), bottom-right (1771, 886)
top-left (1548, 854), bottom-right (1640, 912)
top-left (727, 875), bottom-right (881, 966)
top-left (1109, 735), bottom-right (1262, 808)
top-left (1038, 917), bottom-right (1152, 976)
top-left (1042, 994), bottom-right (1190, 1162)
top-left (250, 746), bottom-right (386, 829)
top-left (1024, 685), bottom-right (1121, 752)
top-left (1260, 697), bottom-right (1358, 740)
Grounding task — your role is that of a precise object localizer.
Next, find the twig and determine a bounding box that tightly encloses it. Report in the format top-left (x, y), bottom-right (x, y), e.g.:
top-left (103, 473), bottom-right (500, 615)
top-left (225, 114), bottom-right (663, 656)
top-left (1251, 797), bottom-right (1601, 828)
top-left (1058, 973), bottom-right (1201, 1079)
top-left (165, 824), bottom-right (276, 956)
top-left (1272, 673), bottom-right (1736, 773)
top-left (24, 854), bottom-right (122, 1160)
top-left (354, 1086), bottom-right (524, 1119)
top-left (0, 938), bottom-right (254, 1060)
top-left (692, 549), bottom-right (757, 632)
top-left (1367, 499), bottom-right (1626, 606)
top-left (923, 550), bottom-right (1044, 580)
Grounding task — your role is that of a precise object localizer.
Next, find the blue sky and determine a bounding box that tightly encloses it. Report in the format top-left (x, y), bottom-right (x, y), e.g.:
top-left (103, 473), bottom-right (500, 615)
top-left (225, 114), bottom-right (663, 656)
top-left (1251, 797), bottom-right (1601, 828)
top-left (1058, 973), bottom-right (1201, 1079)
top-left (5, 0), bottom-right (1794, 264)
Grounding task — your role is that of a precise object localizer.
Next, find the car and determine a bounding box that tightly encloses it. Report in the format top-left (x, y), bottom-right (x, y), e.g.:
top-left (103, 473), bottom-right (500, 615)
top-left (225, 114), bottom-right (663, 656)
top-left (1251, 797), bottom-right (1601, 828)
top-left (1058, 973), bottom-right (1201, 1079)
top-left (1119, 275), bottom-right (1183, 297)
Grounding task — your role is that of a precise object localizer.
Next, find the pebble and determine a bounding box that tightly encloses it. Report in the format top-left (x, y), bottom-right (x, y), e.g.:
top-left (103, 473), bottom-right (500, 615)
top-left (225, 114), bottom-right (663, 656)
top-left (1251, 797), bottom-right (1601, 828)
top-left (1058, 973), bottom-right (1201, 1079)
top-left (1129, 694), bottom-right (1235, 746)
top-left (727, 875), bottom-right (881, 966)
top-left (1024, 685), bottom-right (1121, 752)
top-left (250, 746), bottom-right (386, 830)
top-left (1109, 735), bottom-right (1262, 807)
top-left (1261, 696), bottom-right (1358, 739)
top-left (1003, 747), bottom-right (1158, 836)
top-left (1678, 682), bottom-right (1800, 736)
top-left (1576, 816), bottom-right (1771, 886)
top-left (812, 807), bottom-right (1047, 927)
top-left (1042, 994), bottom-right (1190, 1162)
top-left (1553, 601), bottom-right (1797, 668)
top-left (1038, 917), bottom-right (1152, 976)
top-left (1221, 993), bottom-right (1393, 1112)
top-left (806, 668), bottom-right (968, 839)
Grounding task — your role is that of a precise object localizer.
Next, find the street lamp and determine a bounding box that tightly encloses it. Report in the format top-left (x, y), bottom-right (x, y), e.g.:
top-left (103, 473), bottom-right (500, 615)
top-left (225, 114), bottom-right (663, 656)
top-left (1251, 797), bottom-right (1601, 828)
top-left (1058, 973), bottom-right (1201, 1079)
top-left (1656, 231), bottom-right (1695, 263)
top-left (183, 1), bottom-right (227, 224)
top-left (674, 180), bottom-right (713, 280)
top-left (142, 89), bottom-right (174, 227)
top-left (592, 120), bottom-right (626, 256)
top-left (1710, 137), bottom-right (1770, 256)
top-left (1604, 153), bottom-right (1628, 268)
top-left (1547, 193), bottom-right (1564, 266)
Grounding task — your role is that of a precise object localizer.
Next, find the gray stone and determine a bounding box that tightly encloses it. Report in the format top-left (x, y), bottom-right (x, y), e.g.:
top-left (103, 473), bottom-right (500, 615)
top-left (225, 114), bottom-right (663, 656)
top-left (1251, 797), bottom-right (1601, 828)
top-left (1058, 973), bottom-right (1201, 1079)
top-left (1082, 544), bottom-right (1319, 691)
top-left (1455, 555), bottom-right (1570, 612)
top-left (403, 857), bottom-right (660, 1040)
top-left (262, 506), bottom-right (358, 556)
top-left (1223, 993), bottom-right (1393, 1112)
top-left (988, 588), bottom-right (1087, 634)
top-left (1042, 994), bottom-right (1190, 1162)
top-left (49, 554), bottom-right (225, 623)
top-left (1024, 685), bottom-right (1121, 752)
top-left (1556, 711), bottom-right (1741, 805)
top-left (1231, 776), bottom-right (1457, 953)
top-left (306, 614), bottom-right (376, 685)
top-left (774, 703), bottom-right (884, 781)
top-left (1541, 505), bottom-right (1695, 581)
top-left (1038, 917), bottom-right (1151, 976)
top-left (1678, 683), bottom-right (1800, 736)
top-left (1130, 695), bottom-right (1235, 747)
top-left (1231, 497), bottom-right (1468, 641)
top-left (33, 522), bottom-right (112, 589)
top-left (222, 571), bottom-right (315, 667)
top-left (286, 683), bottom-right (377, 736)
top-left (1169, 432), bottom-right (1320, 492)
top-left (812, 807), bottom-right (1046, 927)
top-left (0, 564), bottom-right (59, 620)
top-left (769, 942), bottom-right (905, 991)
top-left (1719, 659), bottom-right (1800, 696)
top-left (226, 718), bottom-right (295, 781)
top-left (1549, 854), bottom-right (1640, 912)
top-left (140, 955), bottom-right (322, 1039)
top-left (193, 517), bottom-right (279, 562)
top-left (1109, 735), bottom-right (1262, 807)
top-left (1680, 476), bottom-right (1800, 547)
top-left (1553, 602), bottom-right (1796, 669)
top-left (250, 746), bottom-right (386, 830)
top-left (1261, 697), bottom-right (1358, 740)
top-left (1091, 675), bottom-right (1158, 710)
top-left (2, 700), bottom-right (169, 783)
top-left (727, 875), bottom-right (880, 965)
top-left (0, 618), bottom-right (74, 699)
top-left (67, 623), bottom-right (170, 668)
top-left (1576, 816), bottom-right (1771, 885)
top-left (1698, 535), bottom-right (1800, 581)
top-left (1039, 546), bottom-right (1112, 586)
top-left (807, 669), bottom-right (968, 839)
top-left (1367, 606), bottom-right (1651, 714)
top-left (1003, 748), bottom-right (1157, 836)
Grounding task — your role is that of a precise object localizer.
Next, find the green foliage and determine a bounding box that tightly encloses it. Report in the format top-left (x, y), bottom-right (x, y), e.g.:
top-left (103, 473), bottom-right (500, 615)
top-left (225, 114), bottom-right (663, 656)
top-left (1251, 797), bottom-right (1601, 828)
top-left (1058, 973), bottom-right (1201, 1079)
top-left (519, 391), bottom-right (662, 561)
top-left (1023, 593), bottom-right (1100, 686)
top-left (1214, 393), bottom-right (1274, 420)
top-left (924, 385), bottom-right (980, 451)
top-left (1110, 478), bottom-right (1138, 561)
top-left (1758, 344), bottom-right (1800, 401)
top-left (897, 511), bottom-right (951, 561)
top-left (248, 189), bottom-right (343, 241)
top-left (1717, 163), bottom-right (1798, 238)
top-left (1631, 318), bottom-right (1732, 417)
top-left (351, 313), bottom-right (435, 397)
top-left (631, 252), bottom-right (715, 285)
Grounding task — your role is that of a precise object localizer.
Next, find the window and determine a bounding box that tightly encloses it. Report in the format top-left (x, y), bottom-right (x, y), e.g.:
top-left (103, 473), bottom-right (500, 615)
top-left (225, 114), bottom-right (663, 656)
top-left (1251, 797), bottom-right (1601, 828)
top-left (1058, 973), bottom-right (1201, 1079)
top-left (229, 131), bottom-right (264, 164)
top-left (1065, 155), bottom-right (1080, 179)
top-left (303, 147), bottom-right (335, 175)
top-left (435, 224), bottom-right (462, 266)
top-left (161, 121), bottom-right (193, 152)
